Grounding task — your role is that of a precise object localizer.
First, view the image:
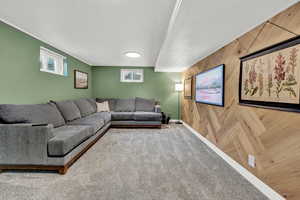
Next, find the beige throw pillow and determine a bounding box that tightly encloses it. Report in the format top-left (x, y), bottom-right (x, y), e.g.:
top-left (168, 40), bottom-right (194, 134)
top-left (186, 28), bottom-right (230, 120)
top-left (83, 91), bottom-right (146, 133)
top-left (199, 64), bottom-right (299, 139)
top-left (97, 101), bottom-right (110, 112)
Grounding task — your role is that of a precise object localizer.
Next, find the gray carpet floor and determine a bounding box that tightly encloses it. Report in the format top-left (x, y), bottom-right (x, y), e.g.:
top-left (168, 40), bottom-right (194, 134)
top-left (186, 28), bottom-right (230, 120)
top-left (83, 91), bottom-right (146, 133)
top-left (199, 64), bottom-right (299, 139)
top-left (0, 125), bottom-right (268, 200)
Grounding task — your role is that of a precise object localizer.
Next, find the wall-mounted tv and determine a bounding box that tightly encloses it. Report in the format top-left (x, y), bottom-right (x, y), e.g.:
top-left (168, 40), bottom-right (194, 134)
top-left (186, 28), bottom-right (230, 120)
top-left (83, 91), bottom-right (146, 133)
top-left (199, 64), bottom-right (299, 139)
top-left (195, 64), bottom-right (225, 106)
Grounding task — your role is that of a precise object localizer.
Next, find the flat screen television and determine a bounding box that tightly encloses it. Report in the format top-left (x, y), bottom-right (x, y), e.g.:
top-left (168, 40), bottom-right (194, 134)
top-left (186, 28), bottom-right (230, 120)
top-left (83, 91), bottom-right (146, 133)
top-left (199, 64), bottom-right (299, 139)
top-left (195, 64), bottom-right (225, 106)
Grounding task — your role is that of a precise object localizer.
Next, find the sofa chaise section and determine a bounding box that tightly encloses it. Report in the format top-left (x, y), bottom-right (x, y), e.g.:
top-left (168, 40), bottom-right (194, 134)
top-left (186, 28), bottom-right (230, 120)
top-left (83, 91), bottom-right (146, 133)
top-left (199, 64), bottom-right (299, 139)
top-left (0, 99), bottom-right (110, 174)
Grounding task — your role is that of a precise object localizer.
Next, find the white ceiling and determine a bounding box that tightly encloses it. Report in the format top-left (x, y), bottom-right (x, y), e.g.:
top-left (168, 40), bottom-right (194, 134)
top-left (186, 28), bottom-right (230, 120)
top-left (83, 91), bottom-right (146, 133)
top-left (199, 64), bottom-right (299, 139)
top-left (156, 0), bottom-right (299, 72)
top-left (0, 0), bottom-right (299, 72)
top-left (0, 0), bottom-right (177, 67)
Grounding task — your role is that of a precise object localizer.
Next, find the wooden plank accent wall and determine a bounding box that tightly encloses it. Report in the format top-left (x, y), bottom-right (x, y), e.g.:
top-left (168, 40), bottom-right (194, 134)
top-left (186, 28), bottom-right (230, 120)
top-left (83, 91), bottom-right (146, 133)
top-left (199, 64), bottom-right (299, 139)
top-left (182, 3), bottom-right (300, 200)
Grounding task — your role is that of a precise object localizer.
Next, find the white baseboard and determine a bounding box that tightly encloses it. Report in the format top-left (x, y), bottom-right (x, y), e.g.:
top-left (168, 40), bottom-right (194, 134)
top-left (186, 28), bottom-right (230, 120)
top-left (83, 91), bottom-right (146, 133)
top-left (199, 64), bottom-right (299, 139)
top-left (169, 119), bottom-right (181, 123)
top-left (182, 121), bottom-right (285, 200)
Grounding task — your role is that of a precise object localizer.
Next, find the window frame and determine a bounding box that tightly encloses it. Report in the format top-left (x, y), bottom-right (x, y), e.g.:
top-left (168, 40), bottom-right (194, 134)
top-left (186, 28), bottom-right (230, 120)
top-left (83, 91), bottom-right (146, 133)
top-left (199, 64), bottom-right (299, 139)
top-left (120, 69), bottom-right (144, 83)
top-left (40, 47), bottom-right (66, 76)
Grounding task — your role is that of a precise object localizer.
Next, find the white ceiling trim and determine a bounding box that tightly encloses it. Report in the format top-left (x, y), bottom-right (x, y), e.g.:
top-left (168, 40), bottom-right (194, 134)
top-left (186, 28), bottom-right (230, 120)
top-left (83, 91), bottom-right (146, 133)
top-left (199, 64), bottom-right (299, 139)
top-left (0, 16), bottom-right (93, 66)
top-left (155, 0), bottom-right (183, 72)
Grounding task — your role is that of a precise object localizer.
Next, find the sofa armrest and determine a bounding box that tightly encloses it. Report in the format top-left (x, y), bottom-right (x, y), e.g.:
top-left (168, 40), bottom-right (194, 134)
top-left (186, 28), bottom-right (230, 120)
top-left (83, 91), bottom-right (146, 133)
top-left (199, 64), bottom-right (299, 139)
top-left (154, 105), bottom-right (161, 113)
top-left (0, 124), bottom-right (54, 165)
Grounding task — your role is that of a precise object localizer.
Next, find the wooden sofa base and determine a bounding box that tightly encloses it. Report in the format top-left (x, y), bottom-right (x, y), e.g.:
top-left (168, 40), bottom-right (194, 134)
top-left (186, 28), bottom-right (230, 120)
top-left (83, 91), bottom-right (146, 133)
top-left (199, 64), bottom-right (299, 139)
top-left (111, 124), bottom-right (162, 129)
top-left (0, 125), bottom-right (109, 175)
top-left (0, 165), bottom-right (67, 175)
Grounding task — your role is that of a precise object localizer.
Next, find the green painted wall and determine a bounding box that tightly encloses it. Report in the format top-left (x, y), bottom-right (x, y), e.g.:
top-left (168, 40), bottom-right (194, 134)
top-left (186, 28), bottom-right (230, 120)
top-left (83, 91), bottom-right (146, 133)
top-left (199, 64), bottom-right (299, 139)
top-left (0, 20), bottom-right (181, 119)
top-left (0, 21), bottom-right (92, 104)
top-left (92, 66), bottom-right (182, 119)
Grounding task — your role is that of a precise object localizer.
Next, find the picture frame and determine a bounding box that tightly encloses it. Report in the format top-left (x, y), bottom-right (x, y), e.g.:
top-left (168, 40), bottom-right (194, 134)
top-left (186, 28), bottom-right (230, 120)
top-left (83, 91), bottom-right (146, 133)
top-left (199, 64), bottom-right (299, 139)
top-left (195, 64), bottom-right (225, 107)
top-left (184, 77), bottom-right (193, 99)
top-left (239, 35), bottom-right (300, 112)
top-left (120, 69), bottom-right (144, 83)
top-left (74, 70), bottom-right (88, 89)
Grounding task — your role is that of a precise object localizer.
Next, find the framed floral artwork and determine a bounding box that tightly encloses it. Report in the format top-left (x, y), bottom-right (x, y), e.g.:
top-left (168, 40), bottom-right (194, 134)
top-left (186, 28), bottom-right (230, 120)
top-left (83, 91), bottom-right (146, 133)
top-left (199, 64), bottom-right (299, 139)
top-left (239, 35), bottom-right (300, 112)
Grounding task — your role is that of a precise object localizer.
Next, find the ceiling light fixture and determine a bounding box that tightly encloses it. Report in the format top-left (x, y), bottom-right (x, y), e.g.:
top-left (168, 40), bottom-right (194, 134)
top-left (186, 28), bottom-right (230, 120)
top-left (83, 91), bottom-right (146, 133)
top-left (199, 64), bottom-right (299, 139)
top-left (124, 51), bottom-right (141, 58)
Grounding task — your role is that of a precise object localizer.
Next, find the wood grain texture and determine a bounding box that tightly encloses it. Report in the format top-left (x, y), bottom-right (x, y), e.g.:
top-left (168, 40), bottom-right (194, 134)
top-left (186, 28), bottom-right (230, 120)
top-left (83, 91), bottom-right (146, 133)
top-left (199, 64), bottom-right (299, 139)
top-left (182, 2), bottom-right (300, 200)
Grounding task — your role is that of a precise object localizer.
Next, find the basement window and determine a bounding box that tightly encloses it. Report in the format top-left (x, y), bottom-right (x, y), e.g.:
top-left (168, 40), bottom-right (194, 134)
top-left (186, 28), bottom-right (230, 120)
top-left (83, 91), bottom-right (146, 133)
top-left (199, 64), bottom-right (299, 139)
top-left (120, 69), bottom-right (144, 82)
top-left (40, 47), bottom-right (68, 76)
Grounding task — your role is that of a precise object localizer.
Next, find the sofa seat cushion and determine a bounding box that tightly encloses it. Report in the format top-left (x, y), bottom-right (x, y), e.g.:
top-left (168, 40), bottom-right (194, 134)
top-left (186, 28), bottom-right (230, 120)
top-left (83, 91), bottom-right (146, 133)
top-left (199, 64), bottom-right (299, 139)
top-left (48, 125), bottom-right (94, 156)
top-left (114, 99), bottom-right (135, 112)
top-left (111, 112), bottom-right (134, 121)
top-left (134, 112), bottom-right (162, 121)
top-left (0, 103), bottom-right (65, 128)
top-left (91, 112), bottom-right (111, 124)
top-left (52, 100), bottom-right (81, 122)
top-left (67, 115), bottom-right (105, 133)
top-left (74, 99), bottom-right (95, 117)
top-left (135, 97), bottom-right (155, 112)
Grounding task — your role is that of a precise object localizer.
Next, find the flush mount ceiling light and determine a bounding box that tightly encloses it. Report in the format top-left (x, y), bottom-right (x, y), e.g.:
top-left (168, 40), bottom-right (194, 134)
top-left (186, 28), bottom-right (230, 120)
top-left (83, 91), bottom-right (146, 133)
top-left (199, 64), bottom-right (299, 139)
top-left (124, 51), bottom-right (141, 58)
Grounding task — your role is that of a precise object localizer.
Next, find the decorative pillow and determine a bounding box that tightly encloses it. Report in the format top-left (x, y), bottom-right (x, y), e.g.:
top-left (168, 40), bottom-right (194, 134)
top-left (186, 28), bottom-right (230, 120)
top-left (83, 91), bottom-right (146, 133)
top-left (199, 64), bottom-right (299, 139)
top-left (96, 101), bottom-right (110, 112)
top-left (135, 97), bottom-right (155, 112)
top-left (52, 100), bottom-right (81, 122)
top-left (0, 103), bottom-right (65, 128)
top-left (114, 99), bottom-right (135, 112)
top-left (74, 99), bottom-right (95, 117)
top-left (96, 98), bottom-right (116, 111)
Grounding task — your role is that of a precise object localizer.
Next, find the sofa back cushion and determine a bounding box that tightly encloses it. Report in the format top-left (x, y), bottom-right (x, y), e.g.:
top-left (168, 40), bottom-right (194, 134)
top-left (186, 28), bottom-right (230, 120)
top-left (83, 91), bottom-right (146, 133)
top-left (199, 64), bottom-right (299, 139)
top-left (0, 103), bottom-right (65, 128)
top-left (114, 98), bottom-right (135, 112)
top-left (74, 99), bottom-right (95, 117)
top-left (135, 97), bottom-right (155, 112)
top-left (86, 98), bottom-right (97, 113)
top-left (52, 100), bottom-right (81, 122)
top-left (96, 98), bottom-right (116, 111)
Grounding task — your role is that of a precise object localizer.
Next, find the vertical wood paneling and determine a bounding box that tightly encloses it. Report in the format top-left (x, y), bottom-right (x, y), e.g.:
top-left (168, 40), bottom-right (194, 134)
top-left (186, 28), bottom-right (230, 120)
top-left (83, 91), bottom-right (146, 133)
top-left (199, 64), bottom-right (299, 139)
top-left (182, 2), bottom-right (300, 199)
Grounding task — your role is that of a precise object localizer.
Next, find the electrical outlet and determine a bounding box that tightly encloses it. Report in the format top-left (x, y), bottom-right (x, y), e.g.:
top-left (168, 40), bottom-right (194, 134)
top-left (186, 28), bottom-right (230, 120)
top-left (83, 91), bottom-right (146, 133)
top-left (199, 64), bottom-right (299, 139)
top-left (248, 154), bottom-right (256, 168)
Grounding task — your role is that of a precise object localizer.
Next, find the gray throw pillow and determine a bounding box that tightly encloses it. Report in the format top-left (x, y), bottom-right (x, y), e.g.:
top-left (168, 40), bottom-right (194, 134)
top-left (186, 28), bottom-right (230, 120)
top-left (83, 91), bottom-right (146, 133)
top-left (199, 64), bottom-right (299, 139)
top-left (0, 103), bottom-right (65, 128)
top-left (52, 100), bottom-right (81, 122)
top-left (114, 99), bottom-right (135, 112)
top-left (135, 97), bottom-right (155, 112)
top-left (74, 99), bottom-right (95, 117)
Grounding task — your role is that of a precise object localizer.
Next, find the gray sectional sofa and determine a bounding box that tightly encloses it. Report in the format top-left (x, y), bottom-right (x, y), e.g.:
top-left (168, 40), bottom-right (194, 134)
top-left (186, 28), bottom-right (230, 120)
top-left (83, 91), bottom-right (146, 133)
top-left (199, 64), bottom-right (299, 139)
top-left (0, 97), bottom-right (161, 174)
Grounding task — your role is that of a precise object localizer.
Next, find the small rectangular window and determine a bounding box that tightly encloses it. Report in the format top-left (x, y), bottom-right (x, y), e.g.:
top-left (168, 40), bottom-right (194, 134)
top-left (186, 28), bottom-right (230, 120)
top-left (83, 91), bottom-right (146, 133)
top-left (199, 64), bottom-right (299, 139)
top-left (120, 69), bottom-right (144, 82)
top-left (40, 47), bottom-right (68, 76)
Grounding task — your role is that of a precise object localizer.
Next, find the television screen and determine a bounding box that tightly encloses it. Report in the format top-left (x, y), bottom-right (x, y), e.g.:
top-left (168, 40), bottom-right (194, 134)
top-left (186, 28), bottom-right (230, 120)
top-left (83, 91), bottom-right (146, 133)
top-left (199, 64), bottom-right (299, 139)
top-left (195, 64), bottom-right (225, 106)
